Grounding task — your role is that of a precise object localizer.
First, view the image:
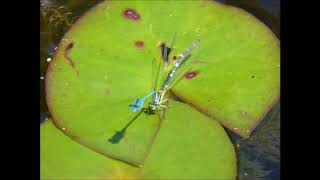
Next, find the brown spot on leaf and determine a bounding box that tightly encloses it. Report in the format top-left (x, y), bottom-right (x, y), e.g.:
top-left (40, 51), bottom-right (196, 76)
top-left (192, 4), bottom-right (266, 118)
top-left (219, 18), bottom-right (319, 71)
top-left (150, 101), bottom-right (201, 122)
top-left (184, 71), bottom-right (199, 79)
top-left (64, 42), bottom-right (79, 76)
top-left (123, 9), bottom-right (140, 20)
top-left (65, 42), bottom-right (74, 51)
top-left (134, 41), bottom-right (144, 48)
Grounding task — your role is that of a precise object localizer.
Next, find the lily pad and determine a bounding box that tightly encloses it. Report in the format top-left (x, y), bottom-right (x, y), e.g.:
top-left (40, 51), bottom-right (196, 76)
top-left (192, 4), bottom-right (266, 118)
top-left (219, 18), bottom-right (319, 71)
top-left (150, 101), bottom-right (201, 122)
top-left (41, 119), bottom-right (142, 179)
top-left (170, 4), bottom-right (280, 138)
top-left (46, 0), bottom-right (279, 167)
top-left (141, 101), bottom-right (236, 179)
top-left (41, 100), bottom-right (236, 179)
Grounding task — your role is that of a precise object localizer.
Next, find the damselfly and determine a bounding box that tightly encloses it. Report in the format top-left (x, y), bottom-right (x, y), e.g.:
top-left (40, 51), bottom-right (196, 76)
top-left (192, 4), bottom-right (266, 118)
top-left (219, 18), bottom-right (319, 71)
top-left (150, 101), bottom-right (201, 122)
top-left (129, 34), bottom-right (201, 113)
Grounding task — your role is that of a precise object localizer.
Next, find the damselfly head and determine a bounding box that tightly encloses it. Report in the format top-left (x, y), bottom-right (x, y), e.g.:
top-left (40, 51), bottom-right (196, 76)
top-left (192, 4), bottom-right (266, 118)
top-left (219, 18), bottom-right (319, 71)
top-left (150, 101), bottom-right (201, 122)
top-left (150, 104), bottom-right (157, 111)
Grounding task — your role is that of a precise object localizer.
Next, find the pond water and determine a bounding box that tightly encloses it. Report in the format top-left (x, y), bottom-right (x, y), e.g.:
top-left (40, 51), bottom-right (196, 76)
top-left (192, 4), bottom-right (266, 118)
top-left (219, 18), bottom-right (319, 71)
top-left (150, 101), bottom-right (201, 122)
top-left (40, 0), bottom-right (280, 179)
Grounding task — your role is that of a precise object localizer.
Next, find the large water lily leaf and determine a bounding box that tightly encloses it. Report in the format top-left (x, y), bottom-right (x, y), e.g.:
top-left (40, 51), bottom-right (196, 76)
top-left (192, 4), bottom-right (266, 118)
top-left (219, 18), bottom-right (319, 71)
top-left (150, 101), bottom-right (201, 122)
top-left (46, 0), bottom-right (279, 166)
top-left (140, 101), bottom-right (236, 179)
top-left (41, 119), bottom-right (139, 179)
top-left (171, 8), bottom-right (280, 137)
top-left (41, 100), bottom-right (236, 179)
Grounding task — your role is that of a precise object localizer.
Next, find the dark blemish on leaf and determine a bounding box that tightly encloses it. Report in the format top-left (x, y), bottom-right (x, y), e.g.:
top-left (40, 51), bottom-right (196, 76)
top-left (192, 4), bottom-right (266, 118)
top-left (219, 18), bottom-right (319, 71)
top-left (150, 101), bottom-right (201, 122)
top-left (65, 42), bottom-right (73, 51)
top-left (64, 42), bottom-right (79, 76)
top-left (64, 43), bottom-right (75, 67)
top-left (251, 76), bottom-right (255, 78)
top-left (123, 9), bottom-right (140, 20)
top-left (134, 41), bottom-right (144, 48)
top-left (173, 56), bottom-right (177, 60)
top-left (184, 71), bottom-right (199, 79)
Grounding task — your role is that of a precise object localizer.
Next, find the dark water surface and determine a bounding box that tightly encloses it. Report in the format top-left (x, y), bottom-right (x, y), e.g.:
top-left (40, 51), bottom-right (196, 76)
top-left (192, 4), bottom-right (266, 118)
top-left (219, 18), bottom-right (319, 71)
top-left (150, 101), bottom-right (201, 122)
top-left (40, 0), bottom-right (280, 179)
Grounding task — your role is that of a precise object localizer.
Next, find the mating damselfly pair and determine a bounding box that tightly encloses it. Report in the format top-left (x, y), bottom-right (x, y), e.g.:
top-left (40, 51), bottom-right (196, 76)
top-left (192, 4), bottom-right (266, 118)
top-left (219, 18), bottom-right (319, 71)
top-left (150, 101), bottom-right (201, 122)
top-left (129, 33), bottom-right (201, 113)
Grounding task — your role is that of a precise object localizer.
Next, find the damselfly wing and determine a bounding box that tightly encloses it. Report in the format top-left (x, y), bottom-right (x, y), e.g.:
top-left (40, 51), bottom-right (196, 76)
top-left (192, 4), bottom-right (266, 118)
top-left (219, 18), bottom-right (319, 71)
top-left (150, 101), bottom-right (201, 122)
top-left (149, 39), bottom-right (201, 112)
top-left (157, 32), bottom-right (178, 90)
top-left (129, 33), bottom-right (178, 112)
top-left (167, 43), bottom-right (204, 90)
top-left (130, 33), bottom-right (201, 113)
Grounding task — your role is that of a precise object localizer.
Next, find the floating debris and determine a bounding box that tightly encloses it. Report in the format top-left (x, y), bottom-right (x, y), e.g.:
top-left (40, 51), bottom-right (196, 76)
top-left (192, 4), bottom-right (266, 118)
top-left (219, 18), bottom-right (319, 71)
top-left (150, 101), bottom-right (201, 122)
top-left (46, 57), bottom-right (51, 62)
top-left (40, 76), bottom-right (45, 80)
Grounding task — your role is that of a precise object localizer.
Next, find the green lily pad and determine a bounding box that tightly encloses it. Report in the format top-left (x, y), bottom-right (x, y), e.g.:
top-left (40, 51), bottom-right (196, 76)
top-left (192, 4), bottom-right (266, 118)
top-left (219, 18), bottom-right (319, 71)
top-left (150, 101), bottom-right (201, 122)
top-left (41, 100), bottom-right (236, 179)
top-left (171, 7), bottom-right (280, 137)
top-left (141, 100), bottom-right (236, 179)
top-left (46, 0), bottom-right (279, 166)
top-left (41, 119), bottom-right (138, 179)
